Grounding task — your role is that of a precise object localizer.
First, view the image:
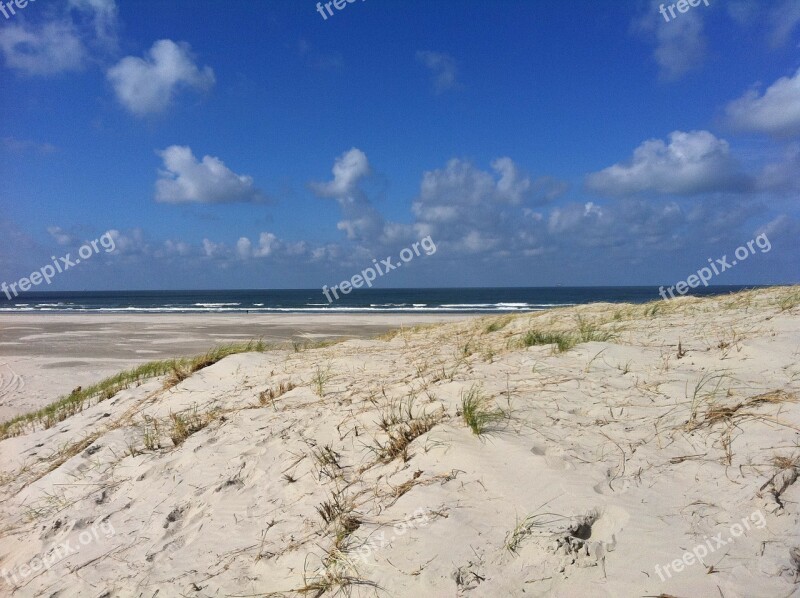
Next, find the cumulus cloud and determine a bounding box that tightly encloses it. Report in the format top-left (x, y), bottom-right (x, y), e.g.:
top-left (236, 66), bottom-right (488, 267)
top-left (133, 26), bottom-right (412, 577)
top-left (409, 157), bottom-right (546, 255)
top-left (235, 232), bottom-right (297, 260)
top-left (105, 228), bottom-right (147, 255)
top-left (311, 148), bottom-right (371, 198)
top-left (0, 0), bottom-right (117, 75)
top-left (585, 130), bottom-right (752, 196)
top-left (725, 67), bottom-right (800, 138)
top-left (491, 158), bottom-right (533, 204)
top-left (632, 1), bottom-right (707, 81)
top-left (416, 51), bottom-right (460, 93)
top-left (310, 148), bottom-right (386, 242)
top-left (413, 157), bottom-right (534, 220)
top-left (107, 40), bottom-right (215, 116)
top-left (202, 238), bottom-right (226, 259)
top-left (155, 145), bottom-right (265, 204)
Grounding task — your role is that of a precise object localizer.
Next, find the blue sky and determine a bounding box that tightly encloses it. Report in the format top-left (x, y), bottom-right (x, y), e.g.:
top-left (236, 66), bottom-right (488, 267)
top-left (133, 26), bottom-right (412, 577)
top-left (0, 0), bottom-right (798, 291)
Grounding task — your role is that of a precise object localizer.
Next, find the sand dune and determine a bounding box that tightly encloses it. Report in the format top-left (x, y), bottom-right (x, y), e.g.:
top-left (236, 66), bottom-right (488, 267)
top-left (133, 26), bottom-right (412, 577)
top-left (1, 287), bottom-right (799, 597)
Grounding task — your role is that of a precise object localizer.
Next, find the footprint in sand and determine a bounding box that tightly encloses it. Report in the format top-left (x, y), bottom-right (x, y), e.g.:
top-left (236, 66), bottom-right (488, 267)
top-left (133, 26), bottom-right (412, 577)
top-left (530, 444), bottom-right (574, 470)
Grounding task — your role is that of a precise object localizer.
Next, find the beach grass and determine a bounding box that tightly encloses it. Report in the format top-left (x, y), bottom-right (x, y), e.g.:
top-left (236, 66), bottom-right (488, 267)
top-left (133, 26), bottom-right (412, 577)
top-left (0, 340), bottom-right (268, 440)
top-left (460, 385), bottom-right (506, 436)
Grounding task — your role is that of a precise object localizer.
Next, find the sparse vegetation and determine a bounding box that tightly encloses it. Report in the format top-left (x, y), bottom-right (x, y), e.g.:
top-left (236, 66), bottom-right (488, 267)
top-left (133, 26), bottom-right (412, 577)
top-left (0, 340), bottom-right (268, 440)
top-left (142, 416), bottom-right (161, 451)
top-left (311, 363), bottom-right (334, 397)
top-left (686, 372), bottom-right (731, 427)
top-left (169, 405), bottom-right (218, 446)
top-left (375, 394), bottom-right (442, 462)
top-left (312, 444), bottom-right (342, 480)
top-left (777, 288), bottom-right (800, 312)
top-left (460, 385), bottom-right (506, 436)
top-left (485, 315), bottom-right (513, 333)
top-left (520, 330), bottom-right (577, 353)
top-left (575, 315), bottom-right (614, 343)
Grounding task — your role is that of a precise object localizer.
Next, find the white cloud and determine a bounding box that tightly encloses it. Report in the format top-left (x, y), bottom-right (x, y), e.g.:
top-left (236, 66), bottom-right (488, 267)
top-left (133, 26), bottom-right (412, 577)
top-left (106, 228), bottom-right (146, 254)
top-left (0, 0), bottom-right (117, 75)
top-left (413, 157), bottom-right (534, 220)
top-left (107, 40), bottom-right (215, 116)
top-left (160, 239), bottom-right (192, 257)
top-left (0, 23), bottom-right (86, 75)
top-left (409, 157), bottom-right (547, 256)
top-left (725, 67), bottom-right (800, 138)
top-left (416, 50), bottom-right (460, 93)
top-left (632, 2), bottom-right (707, 81)
top-left (236, 237), bottom-right (252, 260)
top-left (549, 202), bottom-right (607, 235)
top-left (202, 238), bottom-right (226, 258)
top-left (310, 148), bottom-right (370, 198)
top-left (585, 130), bottom-right (751, 196)
top-left (491, 157), bottom-right (532, 204)
top-left (235, 232), bottom-right (305, 260)
top-left (311, 148), bottom-right (385, 242)
top-left (155, 145), bottom-right (264, 204)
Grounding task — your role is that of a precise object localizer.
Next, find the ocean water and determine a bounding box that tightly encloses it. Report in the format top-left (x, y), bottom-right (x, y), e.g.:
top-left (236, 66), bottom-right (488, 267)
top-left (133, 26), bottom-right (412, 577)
top-left (0, 286), bottom-right (761, 314)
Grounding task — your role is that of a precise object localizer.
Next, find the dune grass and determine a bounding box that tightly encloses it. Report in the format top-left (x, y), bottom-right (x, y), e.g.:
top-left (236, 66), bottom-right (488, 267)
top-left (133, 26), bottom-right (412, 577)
top-left (520, 315), bottom-right (614, 353)
top-left (0, 340), bottom-right (268, 440)
top-left (461, 385), bottom-right (506, 436)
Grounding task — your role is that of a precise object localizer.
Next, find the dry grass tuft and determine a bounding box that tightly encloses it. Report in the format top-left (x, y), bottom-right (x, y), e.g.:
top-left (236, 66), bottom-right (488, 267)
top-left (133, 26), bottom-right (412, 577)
top-left (374, 395), bottom-right (443, 463)
top-left (169, 405), bottom-right (219, 446)
top-left (259, 381), bottom-right (296, 408)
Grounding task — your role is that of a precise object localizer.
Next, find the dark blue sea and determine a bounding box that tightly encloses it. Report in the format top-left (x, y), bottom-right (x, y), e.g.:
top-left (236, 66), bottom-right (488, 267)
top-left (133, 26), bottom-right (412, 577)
top-left (0, 286), bottom-right (763, 314)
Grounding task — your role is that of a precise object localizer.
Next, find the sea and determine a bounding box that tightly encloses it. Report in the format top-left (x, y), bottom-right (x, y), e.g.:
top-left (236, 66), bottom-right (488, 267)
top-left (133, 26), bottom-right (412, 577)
top-left (0, 286), bottom-right (763, 314)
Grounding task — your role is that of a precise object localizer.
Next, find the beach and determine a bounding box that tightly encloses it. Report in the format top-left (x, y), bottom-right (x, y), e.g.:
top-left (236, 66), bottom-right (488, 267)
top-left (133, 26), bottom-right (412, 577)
top-left (0, 286), bottom-right (798, 596)
top-left (0, 313), bottom-right (468, 422)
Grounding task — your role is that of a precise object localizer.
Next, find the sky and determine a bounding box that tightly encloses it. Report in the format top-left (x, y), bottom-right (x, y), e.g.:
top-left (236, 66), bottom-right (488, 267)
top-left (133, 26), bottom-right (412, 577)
top-left (0, 0), bottom-right (798, 291)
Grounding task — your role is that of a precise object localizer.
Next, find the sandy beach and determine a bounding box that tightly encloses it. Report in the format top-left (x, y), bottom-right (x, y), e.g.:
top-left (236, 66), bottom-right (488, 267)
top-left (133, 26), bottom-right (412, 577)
top-left (0, 287), bottom-right (799, 597)
top-left (0, 313), bottom-right (469, 422)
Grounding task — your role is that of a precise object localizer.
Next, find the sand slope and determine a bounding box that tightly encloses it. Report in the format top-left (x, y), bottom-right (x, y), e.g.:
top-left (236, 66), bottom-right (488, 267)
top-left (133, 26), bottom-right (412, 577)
top-left (1, 287), bottom-right (799, 597)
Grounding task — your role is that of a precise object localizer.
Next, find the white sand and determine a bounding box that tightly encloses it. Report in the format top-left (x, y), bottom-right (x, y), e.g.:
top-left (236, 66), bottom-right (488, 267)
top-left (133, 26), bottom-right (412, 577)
top-left (1, 287), bottom-right (799, 597)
